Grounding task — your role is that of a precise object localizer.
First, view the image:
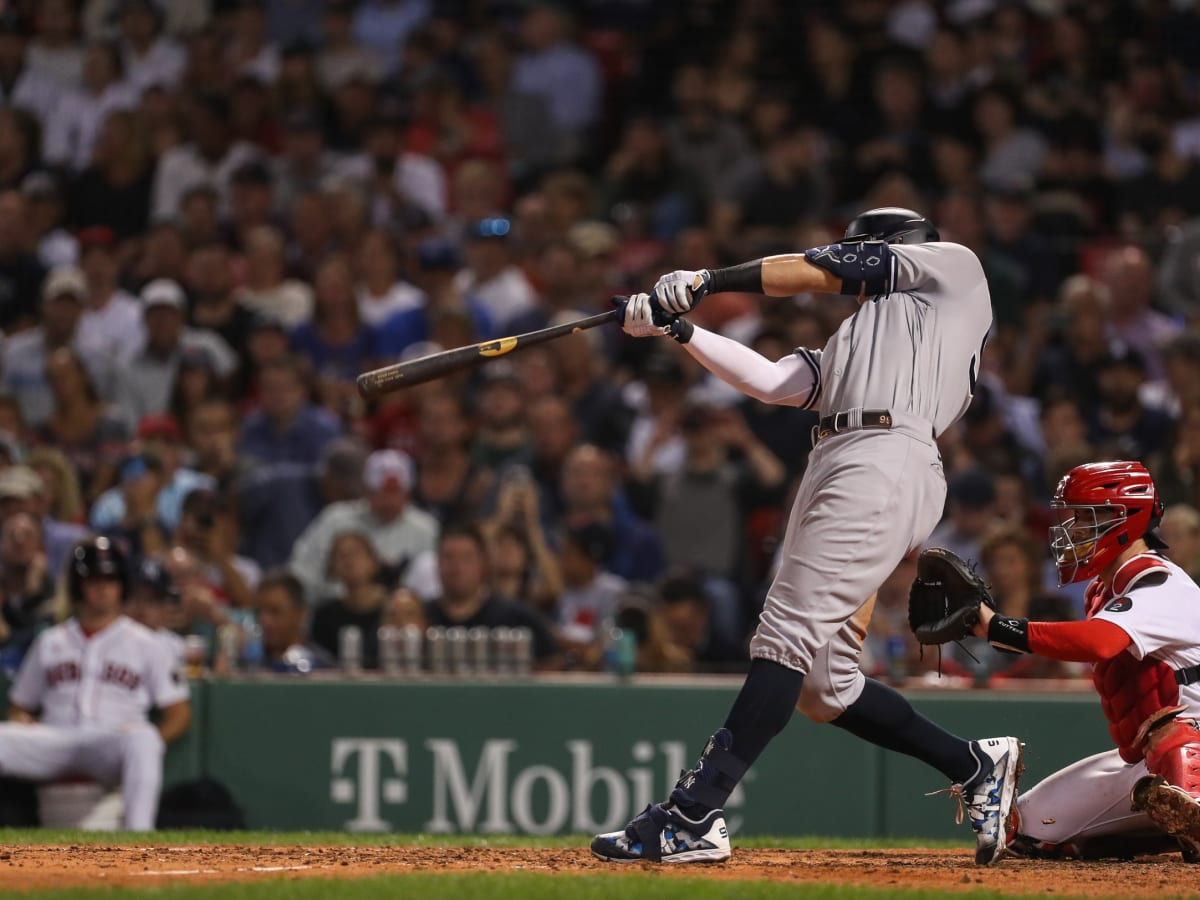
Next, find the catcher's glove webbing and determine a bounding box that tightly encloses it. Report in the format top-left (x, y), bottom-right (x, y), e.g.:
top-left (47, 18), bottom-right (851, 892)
top-left (908, 547), bottom-right (996, 646)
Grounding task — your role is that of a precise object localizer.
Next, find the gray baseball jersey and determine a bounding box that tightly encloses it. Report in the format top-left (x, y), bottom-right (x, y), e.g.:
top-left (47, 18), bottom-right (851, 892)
top-left (813, 242), bottom-right (992, 435)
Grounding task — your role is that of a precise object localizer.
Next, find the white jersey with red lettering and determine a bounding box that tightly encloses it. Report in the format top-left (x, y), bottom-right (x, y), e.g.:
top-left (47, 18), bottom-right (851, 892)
top-left (0, 615), bottom-right (188, 830)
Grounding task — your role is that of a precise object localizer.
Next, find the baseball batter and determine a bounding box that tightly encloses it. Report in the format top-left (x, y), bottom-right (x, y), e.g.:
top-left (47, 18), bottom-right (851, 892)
top-left (0, 538), bottom-right (190, 830)
top-left (970, 461), bottom-right (1200, 861)
top-left (592, 208), bottom-right (1021, 865)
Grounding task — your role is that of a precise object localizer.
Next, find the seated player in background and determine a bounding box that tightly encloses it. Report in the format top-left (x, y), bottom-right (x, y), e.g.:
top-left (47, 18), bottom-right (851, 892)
top-left (0, 538), bottom-right (190, 830)
top-left (969, 462), bottom-right (1200, 860)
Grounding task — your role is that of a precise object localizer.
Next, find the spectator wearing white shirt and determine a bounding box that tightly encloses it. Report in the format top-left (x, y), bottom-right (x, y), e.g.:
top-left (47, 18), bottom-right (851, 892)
top-left (46, 40), bottom-right (137, 171)
top-left (355, 228), bottom-right (425, 326)
top-left (0, 13), bottom-right (64, 153)
top-left (234, 225), bottom-right (314, 327)
top-left (452, 218), bottom-right (538, 331)
top-left (151, 94), bottom-right (261, 222)
top-left (77, 226), bottom-right (144, 362)
top-left (118, 0), bottom-right (185, 93)
top-left (122, 279), bottom-right (238, 425)
top-left (227, 0), bottom-right (279, 85)
top-left (27, 0), bottom-right (84, 89)
top-left (317, 1), bottom-right (384, 93)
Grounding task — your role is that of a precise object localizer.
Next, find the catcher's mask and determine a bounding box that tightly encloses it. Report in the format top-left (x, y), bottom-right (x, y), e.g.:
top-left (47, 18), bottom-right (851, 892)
top-left (1049, 461), bottom-right (1163, 585)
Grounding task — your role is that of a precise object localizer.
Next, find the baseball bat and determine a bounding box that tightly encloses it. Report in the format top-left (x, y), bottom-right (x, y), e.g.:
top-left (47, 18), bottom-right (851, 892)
top-left (356, 305), bottom-right (623, 398)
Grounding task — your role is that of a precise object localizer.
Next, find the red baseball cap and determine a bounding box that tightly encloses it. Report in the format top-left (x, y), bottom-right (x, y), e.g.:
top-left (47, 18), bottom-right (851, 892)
top-left (136, 414), bottom-right (181, 442)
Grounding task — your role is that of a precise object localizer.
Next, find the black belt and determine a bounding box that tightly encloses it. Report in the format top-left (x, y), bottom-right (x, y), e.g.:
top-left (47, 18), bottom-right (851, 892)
top-left (815, 409), bottom-right (894, 442)
top-left (1176, 664), bottom-right (1200, 686)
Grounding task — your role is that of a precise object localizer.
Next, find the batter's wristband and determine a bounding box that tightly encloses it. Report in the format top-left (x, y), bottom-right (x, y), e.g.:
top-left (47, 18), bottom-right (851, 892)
top-left (708, 260), bottom-right (764, 295)
top-left (987, 614), bottom-right (1031, 654)
top-left (668, 318), bottom-right (694, 344)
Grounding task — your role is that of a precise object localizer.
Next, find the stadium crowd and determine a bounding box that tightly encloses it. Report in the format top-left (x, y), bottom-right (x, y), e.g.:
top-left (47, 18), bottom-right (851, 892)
top-left (0, 0), bottom-right (1198, 682)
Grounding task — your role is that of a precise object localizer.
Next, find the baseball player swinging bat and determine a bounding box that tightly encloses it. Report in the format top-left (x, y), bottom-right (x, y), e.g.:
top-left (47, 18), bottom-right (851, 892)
top-left (356, 306), bottom-right (623, 398)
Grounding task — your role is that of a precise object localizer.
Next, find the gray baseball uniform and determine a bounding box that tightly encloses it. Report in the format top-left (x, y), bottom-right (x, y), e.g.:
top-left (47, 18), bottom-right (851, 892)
top-left (686, 241), bottom-right (992, 717)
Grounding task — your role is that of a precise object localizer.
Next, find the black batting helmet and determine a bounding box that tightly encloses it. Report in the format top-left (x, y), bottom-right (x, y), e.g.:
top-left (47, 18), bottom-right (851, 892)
top-left (843, 207), bottom-right (940, 244)
top-left (69, 536), bottom-right (130, 603)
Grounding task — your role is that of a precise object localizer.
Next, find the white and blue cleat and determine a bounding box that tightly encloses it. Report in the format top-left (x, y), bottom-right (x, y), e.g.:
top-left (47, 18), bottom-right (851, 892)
top-left (591, 803), bottom-right (731, 864)
top-left (958, 736), bottom-right (1023, 865)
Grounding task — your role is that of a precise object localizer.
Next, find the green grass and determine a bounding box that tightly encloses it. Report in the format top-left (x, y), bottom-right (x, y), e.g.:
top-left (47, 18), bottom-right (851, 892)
top-left (0, 828), bottom-right (962, 850)
top-left (2, 873), bottom-right (1110, 900)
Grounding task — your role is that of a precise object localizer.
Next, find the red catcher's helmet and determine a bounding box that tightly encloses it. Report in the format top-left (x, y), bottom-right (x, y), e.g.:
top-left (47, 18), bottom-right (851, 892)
top-left (1050, 461), bottom-right (1163, 585)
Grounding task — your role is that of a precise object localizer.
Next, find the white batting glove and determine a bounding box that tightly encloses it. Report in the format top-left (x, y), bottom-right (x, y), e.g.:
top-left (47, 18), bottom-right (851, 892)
top-left (652, 269), bottom-right (713, 315)
top-left (621, 293), bottom-right (669, 338)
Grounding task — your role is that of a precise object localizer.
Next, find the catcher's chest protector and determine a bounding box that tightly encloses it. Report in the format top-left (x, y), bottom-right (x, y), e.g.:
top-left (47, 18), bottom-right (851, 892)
top-left (1087, 557), bottom-right (1180, 763)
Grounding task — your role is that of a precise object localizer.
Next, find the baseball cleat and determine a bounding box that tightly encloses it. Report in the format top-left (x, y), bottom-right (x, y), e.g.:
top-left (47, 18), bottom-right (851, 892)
top-left (1131, 775), bottom-right (1200, 862)
top-left (933, 737), bottom-right (1022, 865)
top-left (590, 803), bottom-right (731, 864)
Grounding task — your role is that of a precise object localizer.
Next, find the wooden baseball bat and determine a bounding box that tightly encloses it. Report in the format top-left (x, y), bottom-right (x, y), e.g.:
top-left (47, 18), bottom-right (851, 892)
top-left (356, 305), bottom-right (623, 398)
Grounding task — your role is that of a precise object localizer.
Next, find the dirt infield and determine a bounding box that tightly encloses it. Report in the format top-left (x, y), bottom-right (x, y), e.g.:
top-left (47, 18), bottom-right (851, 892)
top-left (1, 845), bottom-right (1198, 896)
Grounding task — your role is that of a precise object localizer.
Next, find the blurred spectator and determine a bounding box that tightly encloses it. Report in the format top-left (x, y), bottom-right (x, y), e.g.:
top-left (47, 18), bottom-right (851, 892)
top-left (0, 511), bottom-right (55, 655)
top-left (187, 399), bottom-right (243, 490)
top-left (0, 12), bottom-right (63, 150)
top-left (170, 487), bottom-right (259, 609)
top-left (168, 348), bottom-right (225, 434)
top-left (974, 86), bottom-right (1046, 187)
top-left (350, 0), bottom-right (430, 76)
top-left (91, 414), bottom-right (213, 535)
top-left (470, 365), bottom-right (531, 473)
top-left (424, 524), bottom-right (557, 665)
top-left (51, 39), bottom-right (137, 171)
top-left (526, 394), bottom-right (577, 509)
top-left (126, 556), bottom-right (185, 666)
top-left (1161, 504), bottom-right (1200, 581)
top-left (238, 356), bottom-right (341, 467)
top-left (123, 279), bottom-right (237, 424)
top-left (1102, 245), bottom-right (1182, 381)
top-left (473, 29), bottom-right (561, 183)
top-left (0, 107), bottom-right (42, 196)
top-left (1, 265), bottom-right (124, 429)
top-left (602, 113), bottom-right (702, 242)
top-left (235, 225), bottom-right (315, 327)
top-left (512, 3), bottom-right (600, 155)
top-left (1088, 344), bottom-right (1172, 460)
top-left (1031, 275), bottom-right (1116, 408)
top-left (289, 449), bottom-right (438, 602)
top-left (118, 0), bottom-right (185, 94)
top-left (0, 463), bottom-right (87, 581)
top-left (290, 254), bottom-right (377, 414)
top-left (256, 570), bottom-right (334, 673)
top-left (355, 228), bottom-right (424, 327)
top-left (411, 390), bottom-right (486, 525)
top-left (556, 522), bottom-right (626, 665)
top-left (657, 572), bottom-right (745, 672)
top-left (453, 218), bottom-right (537, 331)
top-left (406, 67), bottom-right (504, 180)
top-left (22, 450), bottom-right (88, 555)
top-left (667, 64), bottom-right (755, 205)
top-left (35, 347), bottom-right (128, 502)
top-left (77, 227), bottom-right (144, 362)
top-left (29, 0), bottom-right (84, 89)
top-left (627, 354), bottom-right (688, 481)
top-left (226, 160), bottom-right (276, 249)
top-left (317, 1), bottom-right (384, 92)
top-left (560, 444), bottom-right (664, 583)
top-left (548, 313), bottom-right (633, 454)
top-left (863, 553), bottom-right (922, 681)
top-left (0, 190), bottom-right (47, 331)
top-left (924, 468), bottom-right (998, 564)
top-left (22, 171), bottom-right (77, 268)
top-left (184, 242), bottom-right (258, 363)
top-left (68, 109), bottom-right (154, 238)
top-left (152, 93), bottom-right (260, 221)
top-left (310, 530), bottom-right (389, 669)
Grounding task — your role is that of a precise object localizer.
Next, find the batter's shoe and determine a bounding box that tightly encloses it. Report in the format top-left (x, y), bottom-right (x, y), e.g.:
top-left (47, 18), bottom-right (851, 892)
top-left (932, 736), bottom-right (1022, 866)
top-left (1131, 775), bottom-right (1200, 863)
top-left (590, 803), bottom-right (730, 863)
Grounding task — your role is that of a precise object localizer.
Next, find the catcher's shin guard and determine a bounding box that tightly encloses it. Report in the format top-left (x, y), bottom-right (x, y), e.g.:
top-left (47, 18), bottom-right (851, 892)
top-left (1130, 707), bottom-right (1200, 862)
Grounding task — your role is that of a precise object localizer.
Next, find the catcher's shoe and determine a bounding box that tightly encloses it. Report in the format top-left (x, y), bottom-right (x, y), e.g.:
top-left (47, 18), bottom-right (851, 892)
top-left (590, 803), bottom-right (730, 863)
top-left (1131, 775), bottom-right (1200, 863)
top-left (932, 737), bottom-right (1022, 866)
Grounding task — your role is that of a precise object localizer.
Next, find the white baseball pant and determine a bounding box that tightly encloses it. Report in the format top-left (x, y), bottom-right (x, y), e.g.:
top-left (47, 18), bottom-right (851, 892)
top-left (0, 722), bottom-right (165, 830)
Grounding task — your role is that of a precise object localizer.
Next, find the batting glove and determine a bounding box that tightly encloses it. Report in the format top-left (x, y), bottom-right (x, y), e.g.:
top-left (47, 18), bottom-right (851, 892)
top-left (652, 269), bottom-right (713, 315)
top-left (618, 293), bottom-right (671, 338)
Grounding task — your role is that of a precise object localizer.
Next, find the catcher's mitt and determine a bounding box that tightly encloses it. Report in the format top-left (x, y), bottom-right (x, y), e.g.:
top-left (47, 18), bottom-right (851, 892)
top-left (907, 547), bottom-right (996, 645)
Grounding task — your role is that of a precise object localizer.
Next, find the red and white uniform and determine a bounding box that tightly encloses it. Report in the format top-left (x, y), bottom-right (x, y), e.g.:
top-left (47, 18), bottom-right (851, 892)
top-left (0, 616), bottom-right (189, 830)
top-left (1017, 553), bottom-right (1200, 849)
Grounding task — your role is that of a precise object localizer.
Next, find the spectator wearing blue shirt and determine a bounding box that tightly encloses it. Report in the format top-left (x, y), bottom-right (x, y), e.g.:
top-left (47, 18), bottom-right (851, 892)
top-left (350, 0), bottom-right (431, 75)
top-left (238, 355), bottom-right (342, 466)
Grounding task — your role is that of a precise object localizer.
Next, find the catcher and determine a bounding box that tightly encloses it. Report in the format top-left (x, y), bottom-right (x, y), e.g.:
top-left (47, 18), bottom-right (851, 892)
top-left (911, 460), bottom-right (1200, 860)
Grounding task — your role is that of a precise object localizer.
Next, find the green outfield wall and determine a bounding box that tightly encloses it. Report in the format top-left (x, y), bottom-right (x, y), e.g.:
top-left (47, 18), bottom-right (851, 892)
top-left (9, 676), bottom-right (1112, 838)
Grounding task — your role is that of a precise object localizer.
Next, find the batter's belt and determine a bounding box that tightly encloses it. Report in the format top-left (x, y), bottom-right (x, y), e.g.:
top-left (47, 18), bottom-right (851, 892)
top-left (812, 408), bottom-right (937, 446)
